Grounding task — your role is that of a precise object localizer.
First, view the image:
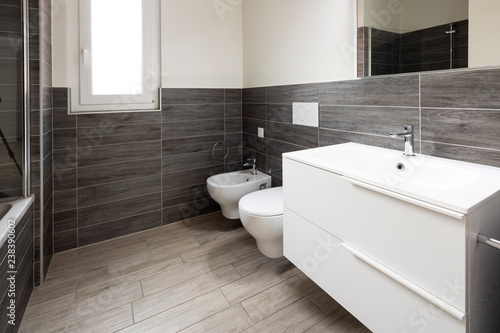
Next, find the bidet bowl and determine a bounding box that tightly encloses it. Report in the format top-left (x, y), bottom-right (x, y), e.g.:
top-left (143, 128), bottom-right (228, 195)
top-left (207, 170), bottom-right (272, 219)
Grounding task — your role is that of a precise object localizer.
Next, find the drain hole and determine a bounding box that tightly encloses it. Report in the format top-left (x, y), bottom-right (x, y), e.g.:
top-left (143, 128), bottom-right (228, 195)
top-left (396, 163), bottom-right (405, 170)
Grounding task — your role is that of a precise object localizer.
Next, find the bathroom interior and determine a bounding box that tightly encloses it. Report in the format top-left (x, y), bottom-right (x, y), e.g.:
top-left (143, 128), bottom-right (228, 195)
top-left (1, 0), bottom-right (500, 332)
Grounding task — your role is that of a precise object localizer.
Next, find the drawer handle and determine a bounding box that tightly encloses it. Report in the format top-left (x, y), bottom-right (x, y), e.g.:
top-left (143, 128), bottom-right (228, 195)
top-left (341, 242), bottom-right (465, 320)
top-left (477, 234), bottom-right (500, 250)
top-left (340, 176), bottom-right (465, 220)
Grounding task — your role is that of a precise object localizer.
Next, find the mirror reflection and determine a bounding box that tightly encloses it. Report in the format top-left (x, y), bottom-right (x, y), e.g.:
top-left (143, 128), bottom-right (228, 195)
top-left (358, 0), bottom-right (468, 76)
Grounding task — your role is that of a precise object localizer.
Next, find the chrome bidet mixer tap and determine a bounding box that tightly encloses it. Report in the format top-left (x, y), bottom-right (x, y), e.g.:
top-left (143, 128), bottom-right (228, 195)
top-left (390, 124), bottom-right (415, 156)
top-left (244, 158), bottom-right (257, 175)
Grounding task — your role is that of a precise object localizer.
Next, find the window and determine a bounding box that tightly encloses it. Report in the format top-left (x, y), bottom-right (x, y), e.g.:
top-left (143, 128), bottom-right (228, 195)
top-left (76, 0), bottom-right (160, 112)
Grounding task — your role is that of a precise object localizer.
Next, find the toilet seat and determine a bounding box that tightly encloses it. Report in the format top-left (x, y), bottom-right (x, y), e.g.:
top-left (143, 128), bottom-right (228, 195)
top-left (239, 187), bottom-right (283, 217)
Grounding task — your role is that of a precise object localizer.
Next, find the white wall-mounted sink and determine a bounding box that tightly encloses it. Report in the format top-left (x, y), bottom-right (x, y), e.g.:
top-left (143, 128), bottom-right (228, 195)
top-left (284, 142), bottom-right (500, 214)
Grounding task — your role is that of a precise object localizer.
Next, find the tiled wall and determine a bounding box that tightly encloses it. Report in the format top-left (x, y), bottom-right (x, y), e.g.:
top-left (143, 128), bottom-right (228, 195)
top-left (0, 203), bottom-right (33, 333)
top-left (242, 67), bottom-right (500, 185)
top-left (30, 0), bottom-right (53, 286)
top-left (52, 88), bottom-right (242, 252)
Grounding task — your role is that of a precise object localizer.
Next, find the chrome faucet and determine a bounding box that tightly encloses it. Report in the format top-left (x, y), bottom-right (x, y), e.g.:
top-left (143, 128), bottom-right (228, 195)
top-left (244, 158), bottom-right (257, 175)
top-left (390, 124), bottom-right (416, 156)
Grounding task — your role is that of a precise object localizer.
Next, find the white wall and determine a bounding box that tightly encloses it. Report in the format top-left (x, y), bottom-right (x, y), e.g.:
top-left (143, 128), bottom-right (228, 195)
top-left (242, 0), bottom-right (357, 88)
top-left (399, 0), bottom-right (468, 32)
top-left (469, 0), bottom-right (500, 68)
top-left (52, 0), bottom-right (243, 89)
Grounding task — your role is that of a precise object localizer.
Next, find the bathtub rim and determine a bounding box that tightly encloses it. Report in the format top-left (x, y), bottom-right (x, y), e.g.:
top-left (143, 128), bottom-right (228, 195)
top-left (0, 196), bottom-right (34, 249)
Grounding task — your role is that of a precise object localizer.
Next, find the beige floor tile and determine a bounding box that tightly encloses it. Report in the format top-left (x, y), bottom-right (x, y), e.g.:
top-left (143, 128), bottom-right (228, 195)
top-left (20, 282), bottom-right (142, 333)
top-left (306, 286), bottom-right (343, 315)
top-left (117, 289), bottom-right (230, 333)
top-left (27, 280), bottom-right (77, 308)
top-left (179, 304), bottom-right (254, 333)
top-left (51, 304), bottom-right (134, 333)
top-left (232, 252), bottom-right (285, 277)
top-left (22, 292), bottom-right (76, 322)
top-left (133, 265), bottom-right (240, 322)
top-left (43, 264), bottom-right (109, 289)
top-left (220, 259), bottom-right (300, 305)
top-left (230, 236), bottom-right (261, 259)
top-left (75, 253), bottom-right (183, 301)
top-left (303, 307), bottom-right (369, 333)
top-left (241, 298), bottom-right (325, 333)
top-left (140, 250), bottom-right (238, 296)
top-left (241, 272), bottom-right (320, 323)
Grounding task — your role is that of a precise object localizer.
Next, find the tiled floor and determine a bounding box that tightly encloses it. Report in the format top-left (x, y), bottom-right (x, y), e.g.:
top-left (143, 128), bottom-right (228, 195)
top-left (19, 212), bottom-right (370, 333)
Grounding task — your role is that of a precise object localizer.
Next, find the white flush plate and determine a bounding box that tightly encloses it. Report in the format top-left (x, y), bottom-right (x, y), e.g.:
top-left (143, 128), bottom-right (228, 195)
top-left (292, 102), bottom-right (319, 127)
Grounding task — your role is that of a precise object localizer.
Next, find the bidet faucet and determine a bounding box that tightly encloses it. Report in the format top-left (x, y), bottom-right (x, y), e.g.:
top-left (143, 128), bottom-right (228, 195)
top-left (390, 124), bottom-right (416, 156)
top-left (244, 158), bottom-right (257, 175)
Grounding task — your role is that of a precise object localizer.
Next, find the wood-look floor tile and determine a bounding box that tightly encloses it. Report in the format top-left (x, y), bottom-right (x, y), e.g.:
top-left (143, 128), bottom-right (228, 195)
top-left (22, 292), bottom-right (76, 322)
top-left (229, 236), bottom-right (260, 259)
top-left (241, 298), bottom-right (325, 333)
top-left (303, 307), bottom-right (369, 333)
top-left (27, 280), bottom-right (77, 308)
top-left (145, 233), bottom-right (200, 253)
top-left (75, 253), bottom-right (183, 301)
top-left (220, 259), bottom-right (299, 305)
top-left (51, 304), bottom-right (134, 333)
top-left (178, 304), bottom-right (253, 333)
top-left (241, 272), bottom-right (320, 323)
top-left (133, 265), bottom-right (240, 322)
top-left (118, 289), bottom-right (230, 333)
top-left (232, 252), bottom-right (285, 277)
top-left (306, 287), bottom-right (342, 316)
top-left (140, 251), bottom-right (238, 296)
top-left (43, 264), bottom-right (108, 289)
top-left (20, 282), bottom-right (142, 333)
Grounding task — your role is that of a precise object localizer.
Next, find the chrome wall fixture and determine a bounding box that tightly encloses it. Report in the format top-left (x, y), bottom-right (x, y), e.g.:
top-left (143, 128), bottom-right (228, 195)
top-left (22, 0), bottom-right (30, 197)
top-left (477, 234), bottom-right (500, 251)
top-left (445, 23), bottom-right (456, 69)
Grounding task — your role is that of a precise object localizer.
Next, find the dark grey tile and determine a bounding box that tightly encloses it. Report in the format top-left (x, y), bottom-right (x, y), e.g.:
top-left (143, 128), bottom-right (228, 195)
top-left (78, 192), bottom-right (161, 227)
top-left (421, 108), bottom-right (500, 150)
top-left (319, 74), bottom-right (420, 107)
top-left (319, 128), bottom-right (417, 152)
top-left (421, 68), bottom-right (500, 109)
top-left (224, 132), bottom-right (242, 164)
top-left (54, 209), bottom-right (77, 234)
top-left (78, 158), bottom-right (160, 188)
top-left (162, 135), bottom-right (223, 156)
top-left (78, 174), bottom-right (161, 208)
top-left (0, 85), bottom-right (22, 111)
top-left (266, 155), bottom-right (283, 180)
top-left (225, 117), bottom-right (242, 134)
top-left (225, 103), bottom-right (242, 118)
top-left (243, 133), bottom-right (266, 154)
top-left (78, 123), bottom-right (161, 148)
top-left (53, 148), bottom-right (77, 171)
top-left (267, 83), bottom-right (318, 104)
top-left (42, 172), bottom-right (52, 208)
top-left (0, 58), bottom-right (22, 85)
top-left (162, 104), bottom-right (224, 122)
top-left (162, 120), bottom-right (224, 140)
top-left (78, 210), bottom-right (162, 246)
top-left (162, 198), bottom-right (219, 225)
top-left (266, 139), bottom-right (308, 160)
top-left (267, 121), bottom-right (318, 148)
top-left (267, 104), bottom-right (292, 124)
top-left (53, 168), bottom-right (76, 191)
top-left (53, 128), bottom-right (76, 150)
top-left (242, 104), bottom-right (266, 120)
top-left (0, 4), bottom-right (21, 33)
top-left (242, 87), bottom-right (266, 103)
top-left (422, 142), bottom-right (500, 168)
top-left (320, 105), bottom-right (420, 138)
top-left (243, 149), bottom-right (266, 172)
top-left (54, 229), bottom-right (77, 253)
top-left (77, 111), bottom-right (161, 128)
top-left (42, 151), bottom-right (52, 184)
top-left (225, 89), bottom-right (242, 103)
top-left (162, 184), bottom-right (209, 208)
top-left (41, 129), bottom-right (52, 159)
top-left (225, 162), bottom-right (241, 173)
top-left (162, 165), bottom-right (224, 191)
top-left (242, 118), bottom-right (266, 136)
top-left (162, 88), bottom-right (224, 104)
top-left (52, 107), bottom-right (75, 129)
top-left (53, 189), bottom-right (77, 213)
top-left (163, 151), bottom-right (219, 174)
top-left (77, 140), bottom-right (161, 168)
top-left (52, 87), bottom-right (70, 108)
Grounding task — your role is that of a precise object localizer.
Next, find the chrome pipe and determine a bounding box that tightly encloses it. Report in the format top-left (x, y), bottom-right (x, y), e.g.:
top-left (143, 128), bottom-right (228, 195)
top-left (22, 0), bottom-right (31, 197)
top-left (445, 23), bottom-right (456, 69)
top-left (477, 234), bottom-right (500, 251)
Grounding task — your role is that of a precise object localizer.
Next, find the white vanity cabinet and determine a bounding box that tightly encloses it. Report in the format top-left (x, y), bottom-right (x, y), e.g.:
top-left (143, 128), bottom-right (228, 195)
top-left (282, 143), bottom-right (500, 333)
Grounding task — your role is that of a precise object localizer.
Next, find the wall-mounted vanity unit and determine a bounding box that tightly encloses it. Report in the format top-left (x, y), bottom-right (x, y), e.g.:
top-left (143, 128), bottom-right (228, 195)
top-left (283, 143), bottom-right (500, 333)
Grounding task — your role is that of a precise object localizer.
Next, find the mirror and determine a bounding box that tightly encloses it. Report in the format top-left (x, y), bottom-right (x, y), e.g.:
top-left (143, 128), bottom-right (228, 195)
top-left (357, 0), bottom-right (496, 77)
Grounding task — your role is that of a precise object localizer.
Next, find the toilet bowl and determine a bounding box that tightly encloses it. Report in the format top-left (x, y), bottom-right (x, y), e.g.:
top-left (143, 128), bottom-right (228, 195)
top-left (238, 187), bottom-right (283, 258)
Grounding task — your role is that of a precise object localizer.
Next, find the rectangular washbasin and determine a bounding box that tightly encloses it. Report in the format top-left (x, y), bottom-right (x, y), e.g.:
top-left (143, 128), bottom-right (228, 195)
top-left (283, 143), bottom-right (500, 214)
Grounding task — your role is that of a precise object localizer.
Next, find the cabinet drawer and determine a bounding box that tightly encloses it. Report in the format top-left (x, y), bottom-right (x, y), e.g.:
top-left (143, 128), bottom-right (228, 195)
top-left (283, 158), bottom-right (466, 312)
top-left (284, 209), bottom-right (466, 333)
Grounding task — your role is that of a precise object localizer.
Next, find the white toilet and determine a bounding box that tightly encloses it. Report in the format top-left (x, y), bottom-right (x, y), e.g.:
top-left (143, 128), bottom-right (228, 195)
top-left (238, 187), bottom-right (283, 258)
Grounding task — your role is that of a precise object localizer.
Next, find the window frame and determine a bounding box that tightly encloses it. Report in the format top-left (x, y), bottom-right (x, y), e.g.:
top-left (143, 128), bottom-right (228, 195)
top-left (74, 0), bottom-right (160, 113)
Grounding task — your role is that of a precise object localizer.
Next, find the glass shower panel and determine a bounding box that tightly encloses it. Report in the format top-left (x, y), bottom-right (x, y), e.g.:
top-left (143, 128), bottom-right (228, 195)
top-left (0, 0), bottom-right (24, 198)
